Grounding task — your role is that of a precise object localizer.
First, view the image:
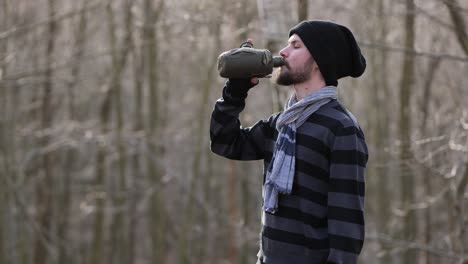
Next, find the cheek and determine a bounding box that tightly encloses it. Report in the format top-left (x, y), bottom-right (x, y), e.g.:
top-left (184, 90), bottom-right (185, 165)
top-left (289, 57), bottom-right (305, 69)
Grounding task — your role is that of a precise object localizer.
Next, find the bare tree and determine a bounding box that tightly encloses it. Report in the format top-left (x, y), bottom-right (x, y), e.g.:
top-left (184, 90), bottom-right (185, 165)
top-left (106, 0), bottom-right (133, 263)
top-left (142, 0), bottom-right (167, 263)
top-left (443, 1), bottom-right (468, 262)
top-left (365, 0), bottom-right (393, 262)
top-left (443, 0), bottom-right (468, 55)
top-left (297, 0), bottom-right (308, 22)
top-left (129, 5), bottom-right (144, 264)
top-left (34, 0), bottom-right (57, 263)
top-left (0, 0), bottom-right (8, 262)
top-left (398, 0), bottom-right (418, 262)
top-left (56, 2), bottom-right (89, 264)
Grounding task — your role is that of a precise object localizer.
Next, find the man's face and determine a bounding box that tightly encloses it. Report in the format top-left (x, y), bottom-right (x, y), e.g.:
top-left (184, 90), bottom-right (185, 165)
top-left (274, 34), bottom-right (315, 86)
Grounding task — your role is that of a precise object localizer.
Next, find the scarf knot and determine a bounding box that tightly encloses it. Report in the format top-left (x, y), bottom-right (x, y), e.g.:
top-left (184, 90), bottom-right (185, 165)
top-left (263, 86), bottom-right (337, 213)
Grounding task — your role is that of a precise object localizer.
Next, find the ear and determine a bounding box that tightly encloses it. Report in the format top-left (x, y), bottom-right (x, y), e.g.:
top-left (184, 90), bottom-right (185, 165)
top-left (313, 62), bottom-right (325, 83)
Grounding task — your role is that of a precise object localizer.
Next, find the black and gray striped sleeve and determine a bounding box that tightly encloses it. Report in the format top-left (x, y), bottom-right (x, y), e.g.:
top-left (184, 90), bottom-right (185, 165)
top-left (210, 80), bottom-right (277, 161)
top-left (327, 120), bottom-right (368, 263)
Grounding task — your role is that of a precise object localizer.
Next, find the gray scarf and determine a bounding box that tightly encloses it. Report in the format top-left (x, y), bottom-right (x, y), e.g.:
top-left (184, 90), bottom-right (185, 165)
top-left (263, 86), bottom-right (338, 213)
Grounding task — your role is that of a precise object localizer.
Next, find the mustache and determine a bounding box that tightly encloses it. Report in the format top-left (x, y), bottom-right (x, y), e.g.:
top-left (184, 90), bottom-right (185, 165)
top-left (282, 60), bottom-right (290, 68)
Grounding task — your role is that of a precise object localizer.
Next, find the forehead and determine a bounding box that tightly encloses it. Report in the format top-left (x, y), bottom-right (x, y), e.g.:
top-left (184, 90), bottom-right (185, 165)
top-left (288, 33), bottom-right (304, 43)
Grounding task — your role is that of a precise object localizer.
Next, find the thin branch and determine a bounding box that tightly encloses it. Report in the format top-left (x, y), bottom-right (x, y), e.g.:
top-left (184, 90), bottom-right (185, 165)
top-left (414, 135), bottom-right (447, 145)
top-left (443, 0), bottom-right (468, 55)
top-left (391, 184), bottom-right (450, 215)
top-left (0, 36), bottom-right (161, 83)
top-left (359, 41), bottom-right (468, 62)
top-left (440, 0), bottom-right (468, 13)
top-left (414, 4), bottom-right (454, 31)
top-left (0, 0), bottom-right (109, 41)
top-left (366, 233), bottom-right (463, 260)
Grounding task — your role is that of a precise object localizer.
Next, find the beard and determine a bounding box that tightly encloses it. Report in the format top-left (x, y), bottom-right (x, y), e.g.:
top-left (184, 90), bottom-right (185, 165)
top-left (274, 57), bottom-right (314, 86)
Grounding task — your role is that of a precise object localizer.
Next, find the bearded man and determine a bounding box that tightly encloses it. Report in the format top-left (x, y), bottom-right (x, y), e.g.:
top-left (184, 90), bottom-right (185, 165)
top-left (210, 20), bottom-right (368, 264)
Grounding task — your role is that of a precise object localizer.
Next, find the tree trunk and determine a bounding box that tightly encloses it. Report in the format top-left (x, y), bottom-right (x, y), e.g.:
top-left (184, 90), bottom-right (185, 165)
top-left (369, 0), bottom-right (392, 262)
top-left (454, 160), bottom-right (467, 262)
top-left (106, 1), bottom-right (132, 263)
top-left (0, 0), bottom-right (8, 262)
top-left (420, 57), bottom-right (441, 264)
top-left (57, 2), bottom-right (88, 264)
top-left (443, 0), bottom-right (468, 55)
top-left (129, 13), bottom-right (145, 264)
top-left (297, 0), bottom-right (308, 22)
top-left (89, 102), bottom-right (110, 264)
top-left (226, 160), bottom-right (239, 264)
top-left (88, 3), bottom-right (118, 259)
top-left (399, 0), bottom-right (417, 262)
top-left (143, 0), bottom-right (166, 263)
top-left (191, 22), bottom-right (223, 264)
top-left (442, 1), bottom-right (468, 261)
top-left (34, 0), bottom-right (56, 263)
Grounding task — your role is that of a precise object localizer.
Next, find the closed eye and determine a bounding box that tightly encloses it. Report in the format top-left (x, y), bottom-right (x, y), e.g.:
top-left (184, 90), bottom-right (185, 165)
top-left (289, 40), bottom-right (301, 49)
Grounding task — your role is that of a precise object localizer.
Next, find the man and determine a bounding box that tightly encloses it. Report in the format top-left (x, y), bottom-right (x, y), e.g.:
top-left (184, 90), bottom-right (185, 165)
top-left (210, 20), bottom-right (368, 264)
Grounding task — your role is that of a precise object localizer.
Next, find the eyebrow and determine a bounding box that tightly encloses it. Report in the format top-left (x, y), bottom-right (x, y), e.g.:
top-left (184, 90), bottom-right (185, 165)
top-left (289, 40), bottom-right (301, 45)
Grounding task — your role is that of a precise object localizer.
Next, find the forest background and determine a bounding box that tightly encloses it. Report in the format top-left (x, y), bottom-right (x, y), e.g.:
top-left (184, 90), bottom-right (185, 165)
top-left (0, 0), bottom-right (467, 263)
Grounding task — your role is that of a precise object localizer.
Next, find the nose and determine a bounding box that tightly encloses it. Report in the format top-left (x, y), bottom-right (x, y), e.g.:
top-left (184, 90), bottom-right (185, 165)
top-left (279, 46), bottom-right (288, 58)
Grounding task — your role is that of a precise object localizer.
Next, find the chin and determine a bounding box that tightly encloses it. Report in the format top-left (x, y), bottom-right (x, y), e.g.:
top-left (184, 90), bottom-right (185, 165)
top-left (276, 75), bottom-right (295, 86)
top-left (273, 69), bottom-right (290, 86)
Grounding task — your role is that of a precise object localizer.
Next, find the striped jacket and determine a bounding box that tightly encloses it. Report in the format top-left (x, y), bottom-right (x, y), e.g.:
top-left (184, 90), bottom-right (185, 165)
top-left (210, 80), bottom-right (368, 264)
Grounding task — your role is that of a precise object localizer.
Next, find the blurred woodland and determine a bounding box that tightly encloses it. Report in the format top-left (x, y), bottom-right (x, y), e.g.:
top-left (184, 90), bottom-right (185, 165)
top-left (0, 0), bottom-right (467, 263)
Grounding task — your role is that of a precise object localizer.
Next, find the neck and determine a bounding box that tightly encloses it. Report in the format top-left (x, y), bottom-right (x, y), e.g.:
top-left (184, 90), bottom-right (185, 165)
top-left (292, 78), bottom-right (326, 101)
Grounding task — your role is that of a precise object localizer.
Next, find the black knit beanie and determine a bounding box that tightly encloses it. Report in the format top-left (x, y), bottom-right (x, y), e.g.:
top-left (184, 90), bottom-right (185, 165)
top-left (289, 20), bottom-right (366, 86)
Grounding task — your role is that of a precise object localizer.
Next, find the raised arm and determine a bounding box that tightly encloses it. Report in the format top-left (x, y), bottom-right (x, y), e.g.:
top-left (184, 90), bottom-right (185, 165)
top-left (210, 78), bottom-right (277, 161)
